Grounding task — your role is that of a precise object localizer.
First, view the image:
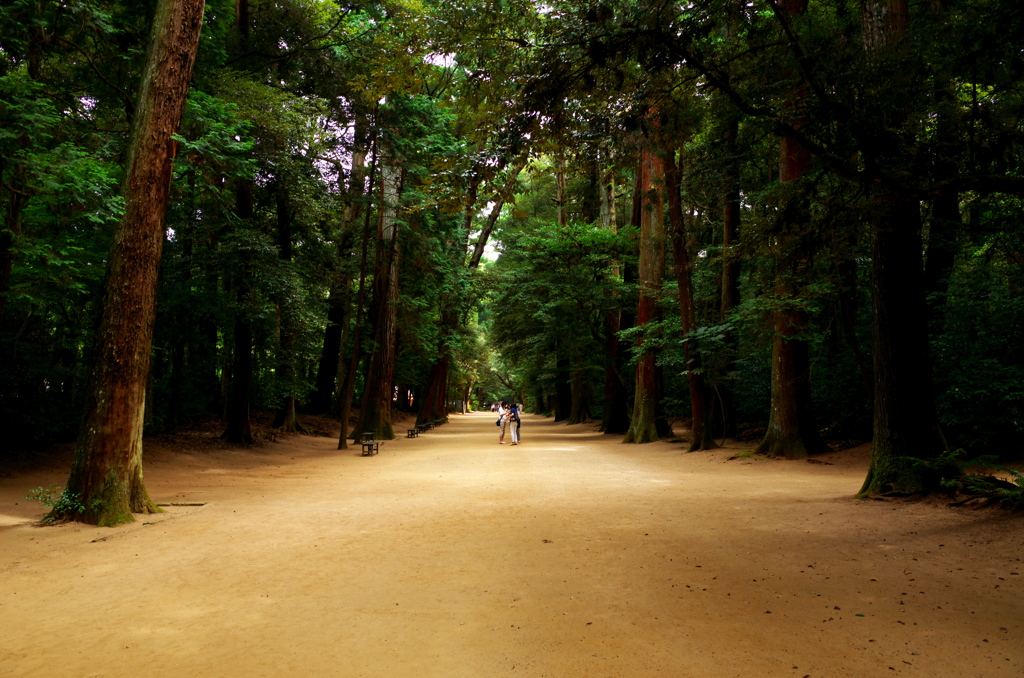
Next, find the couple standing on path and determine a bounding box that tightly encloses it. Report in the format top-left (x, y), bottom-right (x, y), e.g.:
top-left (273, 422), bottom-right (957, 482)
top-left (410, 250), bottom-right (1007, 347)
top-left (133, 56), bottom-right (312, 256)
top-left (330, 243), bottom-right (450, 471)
top-left (496, 402), bottom-right (521, 445)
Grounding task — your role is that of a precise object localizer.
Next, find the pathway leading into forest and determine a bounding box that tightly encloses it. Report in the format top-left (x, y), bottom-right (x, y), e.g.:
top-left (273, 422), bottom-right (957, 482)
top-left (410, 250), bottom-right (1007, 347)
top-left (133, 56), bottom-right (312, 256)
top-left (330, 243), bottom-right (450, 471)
top-left (1, 412), bottom-right (1021, 677)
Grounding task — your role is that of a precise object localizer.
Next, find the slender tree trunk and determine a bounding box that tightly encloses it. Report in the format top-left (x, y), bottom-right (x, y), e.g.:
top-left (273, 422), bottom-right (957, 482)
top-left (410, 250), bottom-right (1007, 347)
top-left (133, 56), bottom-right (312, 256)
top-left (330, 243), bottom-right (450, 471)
top-left (309, 110), bottom-right (369, 413)
top-left (555, 155), bottom-right (568, 227)
top-left (354, 160), bottom-right (402, 440)
top-left (624, 143), bottom-right (670, 443)
top-left (666, 146), bottom-right (718, 451)
top-left (756, 0), bottom-right (824, 458)
top-left (468, 156), bottom-right (527, 268)
top-left (554, 352), bottom-right (572, 422)
top-left (597, 156), bottom-right (630, 433)
top-left (273, 188), bottom-right (304, 432)
top-left (309, 275), bottom-right (348, 413)
top-left (716, 114), bottom-right (741, 439)
top-left (51, 0), bottom-right (205, 525)
top-left (836, 252), bottom-right (874, 412)
top-left (337, 128), bottom-right (379, 449)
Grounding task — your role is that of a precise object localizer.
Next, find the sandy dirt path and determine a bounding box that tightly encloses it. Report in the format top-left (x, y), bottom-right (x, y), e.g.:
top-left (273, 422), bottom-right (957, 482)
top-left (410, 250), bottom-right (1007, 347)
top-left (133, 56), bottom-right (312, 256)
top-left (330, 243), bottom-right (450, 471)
top-left (1, 412), bottom-right (1021, 677)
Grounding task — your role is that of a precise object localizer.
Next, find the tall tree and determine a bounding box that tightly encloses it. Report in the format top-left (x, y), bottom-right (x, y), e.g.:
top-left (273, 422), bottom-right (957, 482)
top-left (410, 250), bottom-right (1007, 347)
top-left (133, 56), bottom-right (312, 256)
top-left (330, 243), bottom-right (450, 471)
top-left (49, 0), bottom-right (206, 525)
top-left (354, 158), bottom-right (402, 440)
top-left (623, 138), bottom-right (671, 443)
top-left (666, 143), bottom-right (718, 451)
top-left (859, 0), bottom-right (947, 494)
top-left (754, 0), bottom-right (825, 459)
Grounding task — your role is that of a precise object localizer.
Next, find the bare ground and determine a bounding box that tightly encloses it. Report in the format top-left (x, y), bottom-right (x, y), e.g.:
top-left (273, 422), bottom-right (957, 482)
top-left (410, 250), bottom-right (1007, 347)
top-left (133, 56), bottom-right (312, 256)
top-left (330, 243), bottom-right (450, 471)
top-left (0, 412), bottom-right (1021, 678)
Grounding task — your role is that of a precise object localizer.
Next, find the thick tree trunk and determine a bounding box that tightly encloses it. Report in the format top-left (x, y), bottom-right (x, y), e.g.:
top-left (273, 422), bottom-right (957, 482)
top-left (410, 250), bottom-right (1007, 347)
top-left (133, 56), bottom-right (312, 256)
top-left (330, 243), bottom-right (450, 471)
top-left (52, 0), bottom-right (205, 526)
top-left (354, 161), bottom-right (402, 441)
top-left (308, 279), bottom-right (348, 413)
top-left (756, 308), bottom-right (823, 458)
top-left (859, 0), bottom-right (947, 494)
top-left (601, 309), bottom-right (631, 433)
top-left (222, 181), bottom-right (255, 443)
top-left (417, 304), bottom-right (455, 426)
top-left (417, 354), bottom-right (448, 425)
top-left (860, 198), bottom-right (946, 493)
top-left (666, 146), bottom-right (718, 451)
top-left (223, 313), bottom-right (254, 444)
top-left (624, 144), bottom-right (670, 443)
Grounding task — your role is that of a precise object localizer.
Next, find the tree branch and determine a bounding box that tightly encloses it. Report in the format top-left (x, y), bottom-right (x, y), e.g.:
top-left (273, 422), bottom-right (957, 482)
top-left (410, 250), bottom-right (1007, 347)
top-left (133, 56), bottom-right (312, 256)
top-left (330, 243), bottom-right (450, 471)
top-left (56, 36), bottom-right (135, 115)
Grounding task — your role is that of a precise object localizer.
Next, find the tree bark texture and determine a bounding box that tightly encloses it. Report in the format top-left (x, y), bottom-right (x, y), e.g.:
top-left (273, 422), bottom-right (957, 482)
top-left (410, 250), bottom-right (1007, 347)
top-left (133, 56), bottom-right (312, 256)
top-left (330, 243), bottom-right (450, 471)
top-left (756, 0), bottom-right (824, 458)
top-left (417, 352), bottom-right (450, 425)
top-left (54, 0), bottom-right (205, 526)
top-left (309, 113), bottom-right (368, 414)
top-left (860, 198), bottom-right (947, 494)
top-left (624, 144), bottom-right (669, 444)
top-left (355, 160), bottom-right (402, 440)
top-left (715, 115), bottom-right (741, 438)
top-left (273, 188), bottom-right (304, 432)
top-left (666, 146), bottom-right (717, 451)
top-left (336, 137), bottom-right (378, 449)
top-left (859, 0), bottom-right (947, 494)
top-left (597, 156), bottom-right (631, 433)
top-left (309, 278), bottom-right (349, 414)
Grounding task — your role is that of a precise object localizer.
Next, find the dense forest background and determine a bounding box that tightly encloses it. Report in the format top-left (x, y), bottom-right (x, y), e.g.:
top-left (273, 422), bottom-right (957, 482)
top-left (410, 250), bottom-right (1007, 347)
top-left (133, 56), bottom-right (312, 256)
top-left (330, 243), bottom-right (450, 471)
top-left (2, 0), bottom-right (1023, 523)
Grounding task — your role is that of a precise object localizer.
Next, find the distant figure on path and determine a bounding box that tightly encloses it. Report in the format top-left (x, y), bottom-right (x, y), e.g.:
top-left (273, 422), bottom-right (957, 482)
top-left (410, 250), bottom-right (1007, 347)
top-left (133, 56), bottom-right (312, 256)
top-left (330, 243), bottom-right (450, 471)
top-left (509, 404), bottom-right (521, 445)
top-left (497, 402), bottom-right (509, 444)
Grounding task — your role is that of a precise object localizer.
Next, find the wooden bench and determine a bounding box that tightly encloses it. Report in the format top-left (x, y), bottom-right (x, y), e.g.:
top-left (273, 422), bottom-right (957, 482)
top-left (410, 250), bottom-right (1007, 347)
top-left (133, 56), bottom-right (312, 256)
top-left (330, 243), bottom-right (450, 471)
top-left (360, 431), bottom-right (381, 456)
top-left (407, 428), bottom-right (418, 438)
top-left (433, 419), bottom-right (444, 428)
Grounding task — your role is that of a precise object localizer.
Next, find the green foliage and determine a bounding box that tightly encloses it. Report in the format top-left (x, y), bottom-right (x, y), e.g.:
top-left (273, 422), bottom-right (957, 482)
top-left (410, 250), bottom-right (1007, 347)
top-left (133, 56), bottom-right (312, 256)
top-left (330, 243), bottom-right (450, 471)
top-left (909, 450), bottom-right (1024, 510)
top-left (25, 485), bottom-right (86, 519)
